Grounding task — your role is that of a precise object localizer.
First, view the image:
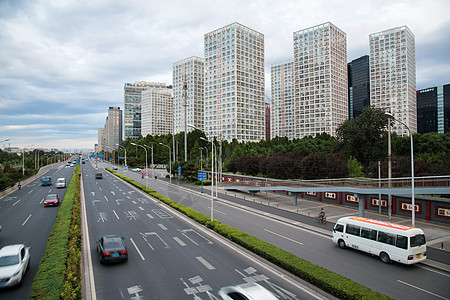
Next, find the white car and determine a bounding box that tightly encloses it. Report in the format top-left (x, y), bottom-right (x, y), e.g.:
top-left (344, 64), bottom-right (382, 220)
top-left (218, 283), bottom-right (277, 300)
top-left (131, 168), bottom-right (141, 172)
top-left (55, 178), bottom-right (66, 188)
top-left (0, 244), bottom-right (30, 288)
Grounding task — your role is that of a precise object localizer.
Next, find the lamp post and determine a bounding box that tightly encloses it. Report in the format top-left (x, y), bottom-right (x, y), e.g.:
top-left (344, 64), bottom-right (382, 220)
top-left (200, 137), bottom-right (216, 222)
top-left (159, 143), bottom-right (171, 185)
top-left (385, 112), bottom-right (415, 227)
top-left (131, 143), bottom-right (148, 188)
top-left (116, 144), bottom-right (127, 169)
top-left (22, 145), bottom-right (33, 176)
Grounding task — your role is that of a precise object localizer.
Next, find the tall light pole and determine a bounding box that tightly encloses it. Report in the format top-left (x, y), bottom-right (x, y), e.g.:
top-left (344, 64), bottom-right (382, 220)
top-left (200, 137), bottom-right (215, 222)
top-left (116, 144), bottom-right (127, 169)
top-left (184, 81), bottom-right (188, 162)
top-left (131, 143), bottom-right (148, 188)
top-left (159, 143), bottom-right (171, 184)
top-left (22, 145), bottom-right (33, 176)
top-left (385, 112), bottom-right (415, 227)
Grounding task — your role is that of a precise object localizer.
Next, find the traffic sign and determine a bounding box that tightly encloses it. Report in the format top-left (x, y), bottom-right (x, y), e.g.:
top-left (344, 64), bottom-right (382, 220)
top-left (178, 166), bottom-right (181, 175)
top-left (198, 172), bottom-right (207, 181)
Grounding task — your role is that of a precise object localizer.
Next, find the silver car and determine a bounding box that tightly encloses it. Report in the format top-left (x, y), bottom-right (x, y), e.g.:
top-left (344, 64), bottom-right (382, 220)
top-left (0, 244), bottom-right (30, 288)
top-left (218, 282), bottom-right (278, 300)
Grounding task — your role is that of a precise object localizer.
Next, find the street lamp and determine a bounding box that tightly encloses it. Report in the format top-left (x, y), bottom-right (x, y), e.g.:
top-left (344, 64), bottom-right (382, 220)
top-left (22, 145), bottom-right (33, 176)
top-left (116, 144), bottom-right (127, 170)
top-left (131, 143), bottom-right (148, 188)
top-left (159, 143), bottom-right (171, 184)
top-left (200, 137), bottom-right (216, 222)
top-left (385, 112), bottom-right (415, 227)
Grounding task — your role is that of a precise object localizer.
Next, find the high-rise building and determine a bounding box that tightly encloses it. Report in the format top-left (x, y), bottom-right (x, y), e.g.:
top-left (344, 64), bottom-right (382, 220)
top-left (293, 22), bottom-right (348, 138)
top-left (369, 25), bottom-right (416, 135)
top-left (124, 81), bottom-right (165, 141)
top-left (271, 59), bottom-right (294, 139)
top-left (348, 55), bottom-right (370, 119)
top-left (204, 22), bottom-right (265, 142)
top-left (265, 102), bottom-right (270, 141)
top-left (97, 127), bottom-right (105, 152)
top-left (417, 84), bottom-right (450, 134)
top-left (141, 84), bottom-right (173, 137)
top-left (173, 56), bottom-right (205, 134)
top-left (105, 107), bottom-right (122, 150)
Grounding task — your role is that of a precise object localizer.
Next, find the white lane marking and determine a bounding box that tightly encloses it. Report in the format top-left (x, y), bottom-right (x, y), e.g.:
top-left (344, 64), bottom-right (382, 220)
top-left (132, 201), bottom-right (137, 204)
top-left (113, 210), bottom-right (120, 219)
top-left (138, 206), bottom-right (144, 211)
top-left (91, 192), bottom-right (95, 197)
top-left (418, 265), bottom-right (450, 277)
top-left (264, 229), bottom-right (304, 245)
top-left (397, 280), bottom-right (448, 300)
top-left (196, 257), bottom-right (215, 270)
top-left (173, 237), bottom-right (186, 246)
top-left (110, 191), bottom-right (115, 195)
top-left (130, 238), bottom-right (146, 260)
top-left (146, 213), bottom-right (154, 219)
top-left (206, 206), bottom-right (227, 215)
top-left (99, 187), bottom-right (102, 191)
top-left (12, 199), bottom-right (21, 206)
top-left (28, 190), bottom-right (33, 194)
top-left (104, 195), bottom-right (108, 202)
top-left (157, 224), bottom-right (168, 230)
top-left (22, 214), bottom-right (32, 226)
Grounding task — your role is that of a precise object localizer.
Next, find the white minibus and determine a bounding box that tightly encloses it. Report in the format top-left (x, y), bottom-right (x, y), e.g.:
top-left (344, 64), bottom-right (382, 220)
top-left (332, 216), bottom-right (426, 264)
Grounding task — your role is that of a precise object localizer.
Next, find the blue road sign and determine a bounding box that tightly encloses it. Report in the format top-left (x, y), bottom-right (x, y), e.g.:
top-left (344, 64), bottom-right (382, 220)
top-left (198, 172), bottom-right (207, 181)
top-left (178, 166), bottom-right (181, 175)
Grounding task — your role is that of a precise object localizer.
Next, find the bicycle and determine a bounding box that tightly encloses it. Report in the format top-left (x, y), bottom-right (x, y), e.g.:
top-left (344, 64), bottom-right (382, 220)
top-left (316, 215), bottom-right (327, 224)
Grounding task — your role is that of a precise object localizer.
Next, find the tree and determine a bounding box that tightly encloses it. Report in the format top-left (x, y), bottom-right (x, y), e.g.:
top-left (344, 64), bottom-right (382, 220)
top-left (336, 106), bottom-right (388, 175)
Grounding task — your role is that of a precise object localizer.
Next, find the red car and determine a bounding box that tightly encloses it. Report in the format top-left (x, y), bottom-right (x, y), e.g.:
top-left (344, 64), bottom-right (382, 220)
top-left (43, 194), bottom-right (60, 207)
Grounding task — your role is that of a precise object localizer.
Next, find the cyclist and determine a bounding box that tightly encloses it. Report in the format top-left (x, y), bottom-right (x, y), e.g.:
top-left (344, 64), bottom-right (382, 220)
top-left (318, 208), bottom-right (326, 222)
top-left (18, 181), bottom-right (22, 190)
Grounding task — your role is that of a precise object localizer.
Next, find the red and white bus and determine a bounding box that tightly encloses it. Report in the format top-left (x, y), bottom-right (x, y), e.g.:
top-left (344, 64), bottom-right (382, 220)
top-left (332, 216), bottom-right (426, 264)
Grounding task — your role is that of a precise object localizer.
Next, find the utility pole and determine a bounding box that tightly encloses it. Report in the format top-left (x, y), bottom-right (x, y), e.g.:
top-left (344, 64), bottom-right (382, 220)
top-left (184, 81), bottom-right (188, 162)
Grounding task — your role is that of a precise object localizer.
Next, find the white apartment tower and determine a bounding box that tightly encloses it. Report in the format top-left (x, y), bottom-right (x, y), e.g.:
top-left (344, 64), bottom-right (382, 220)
top-left (124, 81), bottom-right (166, 141)
top-left (369, 25), bottom-right (416, 135)
top-left (204, 22), bottom-right (265, 142)
top-left (173, 56), bottom-right (205, 134)
top-left (105, 107), bottom-right (122, 150)
top-left (271, 59), bottom-right (294, 139)
top-left (293, 22), bottom-right (348, 138)
top-left (141, 84), bottom-right (173, 136)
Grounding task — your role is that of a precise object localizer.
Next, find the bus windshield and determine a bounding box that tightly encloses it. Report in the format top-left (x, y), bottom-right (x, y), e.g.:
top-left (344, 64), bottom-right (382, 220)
top-left (410, 234), bottom-right (426, 247)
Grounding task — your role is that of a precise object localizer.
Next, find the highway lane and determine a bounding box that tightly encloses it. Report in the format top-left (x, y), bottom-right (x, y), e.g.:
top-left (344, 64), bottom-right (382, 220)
top-left (83, 161), bottom-right (328, 299)
top-left (0, 162), bottom-right (75, 299)
top-left (106, 163), bottom-right (450, 300)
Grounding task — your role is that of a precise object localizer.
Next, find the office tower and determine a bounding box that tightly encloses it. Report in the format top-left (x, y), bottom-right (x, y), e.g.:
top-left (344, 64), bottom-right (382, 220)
top-left (204, 22), bottom-right (265, 142)
top-left (173, 56), bottom-right (205, 134)
top-left (369, 25), bottom-right (416, 135)
top-left (417, 84), bottom-right (450, 133)
top-left (265, 102), bottom-right (270, 141)
top-left (348, 55), bottom-right (370, 119)
top-left (97, 127), bottom-right (105, 152)
top-left (141, 84), bottom-right (173, 136)
top-left (271, 59), bottom-right (294, 139)
top-left (124, 81), bottom-right (166, 141)
top-left (293, 22), bottom-right (348, 138)
top-left (105, 107), bottom-right (122, 150)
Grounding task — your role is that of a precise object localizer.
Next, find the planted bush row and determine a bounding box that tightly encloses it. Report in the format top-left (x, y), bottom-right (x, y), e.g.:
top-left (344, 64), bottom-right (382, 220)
top-left (107, 168), bottom-right (391, 300)
top-left (31, 165), bottom-right (81, 299)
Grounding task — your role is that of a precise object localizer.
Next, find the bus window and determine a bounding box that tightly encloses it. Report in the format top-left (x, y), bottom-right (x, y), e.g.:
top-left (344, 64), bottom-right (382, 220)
top-left (396, 235), bottom-right (408, 249)
top-left (410, 234), bottom-right (426, 247)
top-left (334, 224), bottom-right (344, 233)
top-left (361, 228), bottom-right (377, 241)
top-left (346, 225), bottom-right (361, 236)
top-left (378, 231), bottom-right (396, 245)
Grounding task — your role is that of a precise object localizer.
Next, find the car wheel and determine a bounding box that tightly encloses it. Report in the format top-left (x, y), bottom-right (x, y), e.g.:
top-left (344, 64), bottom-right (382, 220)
top-left (380, 252), bottom-right (390, 264)
top-left (338, 239), bottom-right (346, 249)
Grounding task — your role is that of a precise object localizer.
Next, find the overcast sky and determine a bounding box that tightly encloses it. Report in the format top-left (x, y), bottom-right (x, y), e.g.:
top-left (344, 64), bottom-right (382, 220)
top-left (1, 0), bottom-right (449, 150)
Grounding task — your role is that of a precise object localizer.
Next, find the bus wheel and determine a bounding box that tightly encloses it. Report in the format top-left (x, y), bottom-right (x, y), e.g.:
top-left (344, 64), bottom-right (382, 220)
top-left (338, 239), bottom-right (346, 249)
top-left (380, 252), bottom-right (390, 264)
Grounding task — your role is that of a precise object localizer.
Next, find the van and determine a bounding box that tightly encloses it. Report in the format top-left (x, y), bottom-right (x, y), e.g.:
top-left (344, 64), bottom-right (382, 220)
top-left (56, 178), bottom-right (66, 188)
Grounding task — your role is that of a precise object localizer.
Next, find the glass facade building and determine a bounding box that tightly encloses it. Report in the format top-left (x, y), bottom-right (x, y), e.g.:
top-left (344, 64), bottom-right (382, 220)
top-left (271, 59), bottom-right (294, 139)
top-left (417, 84), bottom-right (450, 133)
top-left (348, 55), bottom-right (370, 119)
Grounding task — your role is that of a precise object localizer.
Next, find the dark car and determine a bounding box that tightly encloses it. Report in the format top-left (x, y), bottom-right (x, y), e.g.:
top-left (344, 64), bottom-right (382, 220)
top-left (96, 235), bottom-right (128, 264)
top-left (43, 194), bottom-right (60, 207)
top-left (95, 172), bottom-right (102, 179)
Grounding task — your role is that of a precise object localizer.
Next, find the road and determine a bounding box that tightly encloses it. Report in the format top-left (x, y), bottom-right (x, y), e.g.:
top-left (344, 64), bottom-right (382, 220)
top-left (0, 162), bottom-right (75, 299)
top-left (106, 162), bottom-right (450, 300)
top-left (82, 161), bottom-right (328, 299)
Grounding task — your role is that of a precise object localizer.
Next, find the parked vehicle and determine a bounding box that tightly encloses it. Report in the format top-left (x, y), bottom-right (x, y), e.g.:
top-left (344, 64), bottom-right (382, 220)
top-left (55, 178), bottom-right (66, 188)
top-left (43, 194), bottom-right (60, 207)
top-left (40, 176), bottom-right (52, 186)
top-left (96, 235), bottom-right (128, 264)
top-left (0, 244), bottom-right (30, 288)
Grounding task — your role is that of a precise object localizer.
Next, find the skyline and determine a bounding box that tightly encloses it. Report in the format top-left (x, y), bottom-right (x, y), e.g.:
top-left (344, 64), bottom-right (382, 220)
top-left (1, 0), bottom-right (449, 149)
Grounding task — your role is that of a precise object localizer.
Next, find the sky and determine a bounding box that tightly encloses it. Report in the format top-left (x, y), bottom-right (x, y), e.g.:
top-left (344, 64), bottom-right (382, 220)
top-left (1, 0), bottom-right (449, 150)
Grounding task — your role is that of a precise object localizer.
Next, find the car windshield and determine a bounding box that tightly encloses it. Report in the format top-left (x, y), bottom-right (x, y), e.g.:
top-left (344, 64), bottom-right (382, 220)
top-left (0, 255), bottom-right (19, 267)
top-left (57, 179), bottom-right (64, 183)
top-left (410, 234), bottom-right (426, 247)
top-left (103, 238), bottom-right (124, 251)
top-left (46, 194), bottom-right (57, 200)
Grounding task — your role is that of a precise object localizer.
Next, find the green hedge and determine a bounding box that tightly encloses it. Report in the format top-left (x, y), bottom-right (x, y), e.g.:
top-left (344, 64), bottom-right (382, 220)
top-left (106, 168), bottom-right (391, 299)
top-left (31, 165), bottom-right (81, 299)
